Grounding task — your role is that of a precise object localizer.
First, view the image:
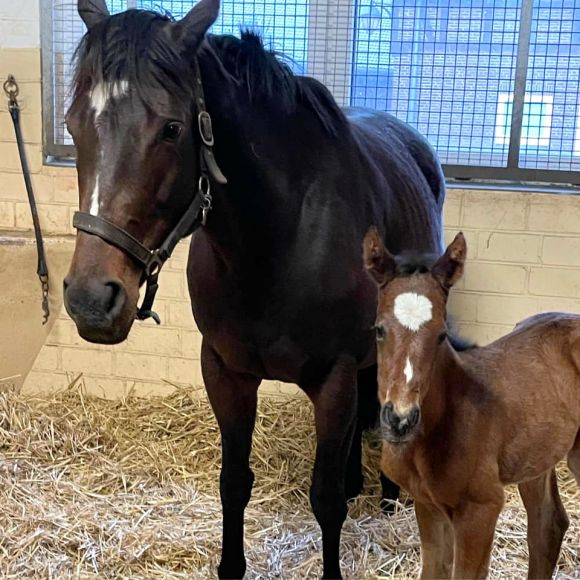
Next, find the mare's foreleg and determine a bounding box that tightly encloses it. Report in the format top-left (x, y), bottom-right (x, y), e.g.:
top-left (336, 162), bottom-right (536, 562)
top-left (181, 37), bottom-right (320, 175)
top-left (519, 469), bottom-right (569, 579)
top-left (201, 341), bottom-right (261, 579)
top-left (348, 365), bottom-right (400, 513)
top-left (305, 356), bottom-right (358, 579)
top-left (415, 500), bottom-right (453, 579)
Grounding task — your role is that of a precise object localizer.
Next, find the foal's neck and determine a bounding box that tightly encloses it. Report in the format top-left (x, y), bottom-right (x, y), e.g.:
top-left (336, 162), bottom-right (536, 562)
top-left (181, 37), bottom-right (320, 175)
top-left (420, 343), bottom-right (467, 435)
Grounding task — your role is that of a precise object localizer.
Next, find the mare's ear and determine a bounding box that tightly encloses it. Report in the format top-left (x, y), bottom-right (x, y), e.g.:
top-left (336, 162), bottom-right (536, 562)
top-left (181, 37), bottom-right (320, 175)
top-left (173, 0), bottom-right (220, 51)
top-left (363, 226), bottom-right (397, 288)
top-left (78, 0), bottom-right (110, 29)
top-left (431, 232), bottom-right (466, 291)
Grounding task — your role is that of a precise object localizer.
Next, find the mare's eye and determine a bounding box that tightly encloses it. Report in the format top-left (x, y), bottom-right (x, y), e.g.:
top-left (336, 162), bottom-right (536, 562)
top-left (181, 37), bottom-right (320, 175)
top-left (375, 324), bottom-right (387, 341)
top-left (438, 331), bottom-right (447, 344)
top-left (162, 122), bottom-right (183, 142)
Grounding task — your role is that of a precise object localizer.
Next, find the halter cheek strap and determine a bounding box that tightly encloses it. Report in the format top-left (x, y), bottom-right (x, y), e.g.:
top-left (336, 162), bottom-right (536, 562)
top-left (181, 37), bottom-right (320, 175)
top-left (72, 57), bottom-right (227, 324)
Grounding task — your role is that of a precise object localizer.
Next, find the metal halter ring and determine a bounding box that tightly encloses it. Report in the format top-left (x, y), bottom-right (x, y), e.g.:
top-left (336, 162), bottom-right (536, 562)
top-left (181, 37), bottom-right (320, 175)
top-left (3, 74), bottom-right (19, 100)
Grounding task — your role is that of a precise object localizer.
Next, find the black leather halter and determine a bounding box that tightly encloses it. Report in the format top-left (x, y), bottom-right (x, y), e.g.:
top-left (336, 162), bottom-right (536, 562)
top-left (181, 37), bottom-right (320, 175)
top-left (73, 58), bottom-right (227, 324)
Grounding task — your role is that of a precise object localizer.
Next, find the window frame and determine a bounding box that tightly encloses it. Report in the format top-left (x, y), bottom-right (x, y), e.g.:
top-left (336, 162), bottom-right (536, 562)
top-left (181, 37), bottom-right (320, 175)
top-left (41, 0), bottom-right (580, 188)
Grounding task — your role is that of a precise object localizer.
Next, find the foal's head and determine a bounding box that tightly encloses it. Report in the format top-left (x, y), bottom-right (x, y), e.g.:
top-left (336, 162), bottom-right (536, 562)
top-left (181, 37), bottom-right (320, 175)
top-left (363, 228), bottom-right (467, 444)
top-left (64, 0), bottom-right (220, 343)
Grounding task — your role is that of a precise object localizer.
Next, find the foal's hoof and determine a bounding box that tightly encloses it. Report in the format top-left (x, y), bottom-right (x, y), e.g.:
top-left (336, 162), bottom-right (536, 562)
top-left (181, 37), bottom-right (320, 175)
top-left (218, 557), bottom-right (246, 579)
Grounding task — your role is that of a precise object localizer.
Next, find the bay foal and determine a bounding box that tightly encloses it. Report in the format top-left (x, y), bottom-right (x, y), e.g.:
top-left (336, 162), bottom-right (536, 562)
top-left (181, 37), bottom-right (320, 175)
top-left (363, 229), bottom-right (580, 579)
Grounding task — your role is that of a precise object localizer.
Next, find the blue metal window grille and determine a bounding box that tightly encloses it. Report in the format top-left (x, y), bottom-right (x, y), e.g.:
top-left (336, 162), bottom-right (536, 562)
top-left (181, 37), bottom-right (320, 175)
top-left (45, 0), bottom-right (580, 185)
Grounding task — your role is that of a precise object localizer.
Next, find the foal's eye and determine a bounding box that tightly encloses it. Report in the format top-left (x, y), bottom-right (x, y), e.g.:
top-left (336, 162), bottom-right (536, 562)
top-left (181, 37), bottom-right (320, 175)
top-left (161, 122), bottom-right (183, 142)
top-left (374, 325), bottom-right (387, 341)
top-left (438, 331), bottom-right (447, 344)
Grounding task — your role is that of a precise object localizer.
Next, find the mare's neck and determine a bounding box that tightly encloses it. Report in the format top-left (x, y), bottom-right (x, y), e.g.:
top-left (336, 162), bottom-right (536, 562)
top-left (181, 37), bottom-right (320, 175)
top-left (196, 44), bottom-right (346, 265)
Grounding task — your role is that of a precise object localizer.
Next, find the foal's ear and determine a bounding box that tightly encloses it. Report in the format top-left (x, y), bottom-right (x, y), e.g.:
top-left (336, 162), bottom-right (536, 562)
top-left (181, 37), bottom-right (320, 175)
top-left (363, 226), bottom-right (397, 288)
top-left (173, 0), bottom-right (220, 50)
top-left (431, 232), bottom-right (467, 291)
top-left (78, 0), bottom-right (110, 30)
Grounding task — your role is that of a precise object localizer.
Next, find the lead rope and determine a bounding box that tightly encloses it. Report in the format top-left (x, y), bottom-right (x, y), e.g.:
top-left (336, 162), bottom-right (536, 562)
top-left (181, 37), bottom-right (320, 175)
top-left (3, 75), bottom-right (50, 325)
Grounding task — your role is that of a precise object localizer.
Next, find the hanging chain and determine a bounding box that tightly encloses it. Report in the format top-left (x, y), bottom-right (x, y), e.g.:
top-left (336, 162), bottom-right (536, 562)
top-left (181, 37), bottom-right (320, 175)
top-left (4, 74), bottom-right (50, 325)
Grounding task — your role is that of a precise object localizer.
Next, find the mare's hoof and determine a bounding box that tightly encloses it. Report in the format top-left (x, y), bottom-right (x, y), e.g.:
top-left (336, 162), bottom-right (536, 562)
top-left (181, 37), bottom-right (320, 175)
top-left (218, 557), bottom-right (246, 579)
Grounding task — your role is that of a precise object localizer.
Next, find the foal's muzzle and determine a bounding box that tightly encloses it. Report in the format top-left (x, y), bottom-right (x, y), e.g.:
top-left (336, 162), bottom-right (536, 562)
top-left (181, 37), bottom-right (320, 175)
top-left (380, 402), bottom-right (421, 442)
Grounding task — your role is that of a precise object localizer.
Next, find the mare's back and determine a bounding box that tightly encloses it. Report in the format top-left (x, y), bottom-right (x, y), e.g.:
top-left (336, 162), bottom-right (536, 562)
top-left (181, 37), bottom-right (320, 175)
top-left (345, 108), bottom-right (444, 254)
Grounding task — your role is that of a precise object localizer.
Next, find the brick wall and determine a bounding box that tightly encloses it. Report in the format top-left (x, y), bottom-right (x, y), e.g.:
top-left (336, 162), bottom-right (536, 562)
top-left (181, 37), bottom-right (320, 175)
top-left (3, 36), bottom-right (580, 399)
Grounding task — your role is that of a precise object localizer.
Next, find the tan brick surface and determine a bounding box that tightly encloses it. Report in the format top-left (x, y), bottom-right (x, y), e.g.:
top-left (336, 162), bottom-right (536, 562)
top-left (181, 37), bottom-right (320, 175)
top-left (0, 49), bottom-right (41, 81)
top-left (463, 262), bottom-right (527, 294)
top-left (477, 233), bottom-right (540, 263)
top-left (542, 236), bottom-right (580, 267)
top-left (476, 295), bottom-right (539, 325)
top-left (462, 190), bottom-right (527, 231)
top-left (61, 348), bottom-right (113, 375)
top-left (529, 267), bottom-right (580, 298)
top-left (529, 196), bottom-right (580, 234)
top-left (0, 201), bottom-right (15, 227)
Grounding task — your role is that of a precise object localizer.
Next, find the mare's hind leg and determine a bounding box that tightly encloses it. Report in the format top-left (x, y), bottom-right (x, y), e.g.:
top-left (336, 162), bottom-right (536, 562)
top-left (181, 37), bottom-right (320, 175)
top-left (201, 341), bottom-right (261, 580)
top-left (518, 469), bottom-right (569, 579)
top-left (345, 365), bottom-right (400, 512)
top-left (304, 355), bottom-right (358, 580)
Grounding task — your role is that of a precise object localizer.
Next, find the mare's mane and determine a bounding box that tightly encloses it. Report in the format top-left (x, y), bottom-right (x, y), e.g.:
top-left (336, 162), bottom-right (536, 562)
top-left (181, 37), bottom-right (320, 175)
top-left (72, 9), bottom-right (346, 134)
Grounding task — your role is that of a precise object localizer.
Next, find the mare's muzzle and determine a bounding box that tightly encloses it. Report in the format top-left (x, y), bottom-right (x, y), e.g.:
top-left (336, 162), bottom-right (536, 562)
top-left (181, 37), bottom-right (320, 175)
top-left (72, 192), bottom-right (205, 324)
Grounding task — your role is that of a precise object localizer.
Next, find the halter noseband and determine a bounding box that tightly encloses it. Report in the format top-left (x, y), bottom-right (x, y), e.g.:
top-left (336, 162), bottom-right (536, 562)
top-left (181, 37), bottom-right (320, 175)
top-left (72, 58), bottom-right (227, 324)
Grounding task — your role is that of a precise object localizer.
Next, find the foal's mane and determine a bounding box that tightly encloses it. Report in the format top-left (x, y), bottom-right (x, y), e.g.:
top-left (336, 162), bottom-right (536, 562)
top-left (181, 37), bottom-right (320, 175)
top-left (72, 9), bottom-right (346, 135)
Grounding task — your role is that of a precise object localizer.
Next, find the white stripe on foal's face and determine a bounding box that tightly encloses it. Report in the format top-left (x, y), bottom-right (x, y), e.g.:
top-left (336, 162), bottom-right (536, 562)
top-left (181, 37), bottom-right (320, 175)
top-left (404, 357), bottom-right (413, 384)
top-left (393, 292), bottom-right (433, 332)
top-left (88, 81), bottom-right (129, 217)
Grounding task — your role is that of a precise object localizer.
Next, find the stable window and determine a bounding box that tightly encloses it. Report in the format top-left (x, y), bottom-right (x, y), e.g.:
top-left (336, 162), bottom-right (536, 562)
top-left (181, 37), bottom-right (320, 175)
top-left (43, 0), bottom-right (580, 185)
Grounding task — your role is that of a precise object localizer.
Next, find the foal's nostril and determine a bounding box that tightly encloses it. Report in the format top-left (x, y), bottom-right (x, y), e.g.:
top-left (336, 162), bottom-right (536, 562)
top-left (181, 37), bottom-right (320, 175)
top-left (380, 402), bottom-right (395, 427)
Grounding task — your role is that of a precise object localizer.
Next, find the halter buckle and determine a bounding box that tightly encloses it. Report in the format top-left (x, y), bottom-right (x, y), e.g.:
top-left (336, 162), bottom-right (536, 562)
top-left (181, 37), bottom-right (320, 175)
top-left (198, 111), bottom-right (215, 147)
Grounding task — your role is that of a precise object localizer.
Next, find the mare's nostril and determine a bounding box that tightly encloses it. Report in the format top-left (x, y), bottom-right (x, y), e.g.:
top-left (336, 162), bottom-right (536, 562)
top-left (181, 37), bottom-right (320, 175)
top-left (63, 277), bottom-right (70, 293)
top-left (103, 280), bottom-right (125, 316)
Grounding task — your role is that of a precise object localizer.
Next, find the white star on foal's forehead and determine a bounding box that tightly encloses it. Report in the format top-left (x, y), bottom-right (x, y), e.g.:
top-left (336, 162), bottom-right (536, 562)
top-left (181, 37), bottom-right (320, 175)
top-left (393, 292), bottom-right (433, 332)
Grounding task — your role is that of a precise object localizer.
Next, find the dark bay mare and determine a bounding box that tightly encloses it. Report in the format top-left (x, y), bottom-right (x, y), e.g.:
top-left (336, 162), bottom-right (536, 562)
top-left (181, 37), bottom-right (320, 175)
top-left (63, 0), bottom-right (445, 577)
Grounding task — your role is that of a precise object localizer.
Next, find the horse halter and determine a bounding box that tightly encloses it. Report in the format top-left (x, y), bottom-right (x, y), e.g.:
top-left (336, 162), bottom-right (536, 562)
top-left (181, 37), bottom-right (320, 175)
top-left (72, 58), bottom-right (227, 324)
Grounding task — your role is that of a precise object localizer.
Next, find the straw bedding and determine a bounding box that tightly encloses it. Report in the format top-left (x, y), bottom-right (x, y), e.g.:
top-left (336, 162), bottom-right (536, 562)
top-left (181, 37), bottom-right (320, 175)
top-left (0, 381), bottom-right (578, 579)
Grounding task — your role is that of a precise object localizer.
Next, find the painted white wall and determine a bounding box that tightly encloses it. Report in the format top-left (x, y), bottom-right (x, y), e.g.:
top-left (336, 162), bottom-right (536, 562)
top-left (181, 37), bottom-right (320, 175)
top-left (0, 0), bottom-right (40, 49)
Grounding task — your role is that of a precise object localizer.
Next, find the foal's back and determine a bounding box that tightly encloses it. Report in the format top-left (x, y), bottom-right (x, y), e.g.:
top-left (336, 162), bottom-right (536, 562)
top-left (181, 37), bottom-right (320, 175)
top-left (462, 312), bottom-right (580, 484)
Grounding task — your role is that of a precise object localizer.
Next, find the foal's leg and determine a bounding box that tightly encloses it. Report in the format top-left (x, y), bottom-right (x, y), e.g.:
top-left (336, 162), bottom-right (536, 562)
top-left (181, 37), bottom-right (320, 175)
top-left (518, 469), bottom-right (569, 579)
top-left (201, 342), bottom-right (261, 579)
top-left (451, 494), bottom-right (503, 579)
top-left (415, 501), bottom-right (453, 579)
top-left (305, 356), bottom-right (358, 580)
